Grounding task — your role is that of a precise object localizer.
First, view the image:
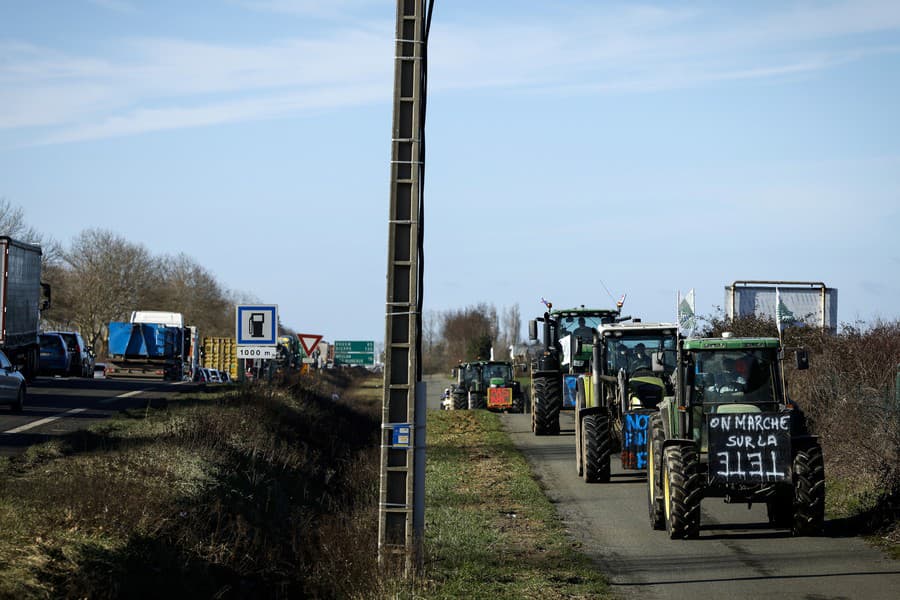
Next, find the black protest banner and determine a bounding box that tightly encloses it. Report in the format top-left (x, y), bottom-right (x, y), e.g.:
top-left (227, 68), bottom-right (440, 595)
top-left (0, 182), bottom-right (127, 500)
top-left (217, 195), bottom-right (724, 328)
top-left (707, 412), bottom-right (791, 484)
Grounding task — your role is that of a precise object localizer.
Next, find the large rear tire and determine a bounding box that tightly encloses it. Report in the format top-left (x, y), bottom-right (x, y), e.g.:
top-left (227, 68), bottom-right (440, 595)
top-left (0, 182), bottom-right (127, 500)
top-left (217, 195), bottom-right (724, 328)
top-left (791, 444), bottom-right (825, 536)
top-left (663, 444), bottom-right (702, 539)
top-left (583, 413), bottom-right (612, 483)
top-left (647, 413), bottom-right (665, 530)
top-left (532, 376), bottom-right (561, 436)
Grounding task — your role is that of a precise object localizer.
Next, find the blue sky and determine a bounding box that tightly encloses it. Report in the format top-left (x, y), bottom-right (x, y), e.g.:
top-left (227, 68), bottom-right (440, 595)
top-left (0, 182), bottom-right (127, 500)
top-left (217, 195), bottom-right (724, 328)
top-left (2, 0), bottom-right (899, 342)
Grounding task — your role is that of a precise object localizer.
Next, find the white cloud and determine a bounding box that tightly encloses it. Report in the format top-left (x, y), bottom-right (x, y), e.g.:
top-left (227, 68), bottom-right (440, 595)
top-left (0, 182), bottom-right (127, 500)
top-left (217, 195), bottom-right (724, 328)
top-left (235, 0), bottom-right (389, 19)
top-left (3, 1), bottom-right (900, 144)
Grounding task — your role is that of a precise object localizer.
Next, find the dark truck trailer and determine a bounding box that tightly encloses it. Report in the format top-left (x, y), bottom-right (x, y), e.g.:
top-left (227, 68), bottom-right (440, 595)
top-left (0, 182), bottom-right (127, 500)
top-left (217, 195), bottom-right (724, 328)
top-left (0, 236), bottom-right (49, 380)
top-left (106, 313), bottom-right (189, 380)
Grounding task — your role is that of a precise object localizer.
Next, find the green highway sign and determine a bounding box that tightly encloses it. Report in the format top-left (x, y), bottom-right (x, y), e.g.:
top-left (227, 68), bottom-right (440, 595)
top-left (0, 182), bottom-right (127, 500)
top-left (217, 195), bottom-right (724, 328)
top-left (334, 340), bottom-right (375, 366)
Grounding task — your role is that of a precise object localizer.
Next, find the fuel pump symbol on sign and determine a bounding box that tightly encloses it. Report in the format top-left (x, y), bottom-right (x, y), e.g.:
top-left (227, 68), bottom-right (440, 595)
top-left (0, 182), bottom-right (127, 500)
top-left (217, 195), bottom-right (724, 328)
top-left (249, 313), bottom-right (266, 338)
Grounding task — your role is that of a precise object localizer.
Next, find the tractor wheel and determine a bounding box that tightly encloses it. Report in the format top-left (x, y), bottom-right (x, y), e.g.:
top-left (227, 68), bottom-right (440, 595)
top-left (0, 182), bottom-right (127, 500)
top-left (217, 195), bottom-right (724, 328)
top-left (451, 390), bottom-right (467, 410)
top-left (791, 444), bottom-right (825, 536)
top-left (582, 413), bottom-right (611, 483)
top-left (512, 392), bottom-right (525, 414)
top-left (647, 413), bottom-right (665, 530)
top-left (663, 444), bottom-right (702, 539)
top-left (468, 392), bottom-right (486, 410)
top-left (532, 376), bottom-right (561, 436)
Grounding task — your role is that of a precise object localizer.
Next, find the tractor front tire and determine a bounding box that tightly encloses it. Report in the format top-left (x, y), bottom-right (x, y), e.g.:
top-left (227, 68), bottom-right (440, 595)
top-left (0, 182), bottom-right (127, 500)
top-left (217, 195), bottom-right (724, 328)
top-left (451, 390), bottom-right (467, 410)
top-left (512, 392), bottom-right (525, 414)
top-left (663, 444), bottom-right (702, 539)
top-left (532, 376), bottom-right (561, 436)
top-left (791, 444), bottom-right (825, 536)
top-left (468, 392), bottom-right (486, 410)
top-left (647, 413), bottom-right (665, 530)
top-left (582, 413), bottom-right (611, 483)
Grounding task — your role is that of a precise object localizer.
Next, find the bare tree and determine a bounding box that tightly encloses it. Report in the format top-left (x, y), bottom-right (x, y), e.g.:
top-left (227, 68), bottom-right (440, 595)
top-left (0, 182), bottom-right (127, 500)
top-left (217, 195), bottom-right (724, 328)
top-left (154, 253), bottom-right (233, 337)
top-left (0, 198), bottom-right (63, 267)
top-left (60, 229), bottom-right (160, 355)
top-left (440, 303), bottom-right (496, 366)
top-left (499, 304), bottom-right (522, 359)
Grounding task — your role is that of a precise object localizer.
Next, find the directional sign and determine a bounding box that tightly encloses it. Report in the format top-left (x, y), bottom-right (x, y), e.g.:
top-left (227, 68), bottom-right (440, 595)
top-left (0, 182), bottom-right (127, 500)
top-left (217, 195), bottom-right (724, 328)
top-left (334, 340), bottom-right (375, 366)
top-left (236, 305), bottom-right (278, 345)
top-left (297, 333), bottom-right (323, 357)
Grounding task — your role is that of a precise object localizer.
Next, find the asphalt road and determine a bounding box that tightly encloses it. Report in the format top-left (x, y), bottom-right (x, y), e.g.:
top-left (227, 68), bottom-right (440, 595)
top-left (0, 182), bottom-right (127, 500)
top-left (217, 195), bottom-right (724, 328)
top-left (0, 375), bottom-right (191, 456)
top-left (422, 375), bottom-right (900, 600)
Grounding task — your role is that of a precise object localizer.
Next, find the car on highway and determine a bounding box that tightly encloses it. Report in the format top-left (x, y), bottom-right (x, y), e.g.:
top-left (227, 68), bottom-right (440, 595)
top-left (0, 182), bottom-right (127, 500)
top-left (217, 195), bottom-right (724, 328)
top-left (39, 333), bottom-right (71, 377)
top-left (49, 331), bottom-right (95, 378)
top-left (93, 363), bottom-right (106, 379)
top-left (0, 348), bottom-right (26, 412)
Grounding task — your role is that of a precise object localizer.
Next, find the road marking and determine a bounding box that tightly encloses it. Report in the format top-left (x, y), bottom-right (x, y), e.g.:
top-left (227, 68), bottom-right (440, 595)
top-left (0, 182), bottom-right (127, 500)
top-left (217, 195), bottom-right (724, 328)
top-left (3, 408), bottom-right (88, 434)
top-left (99, 390), bottom-right (144, 405)
top-left (2, 387), bottom-right (154, 435)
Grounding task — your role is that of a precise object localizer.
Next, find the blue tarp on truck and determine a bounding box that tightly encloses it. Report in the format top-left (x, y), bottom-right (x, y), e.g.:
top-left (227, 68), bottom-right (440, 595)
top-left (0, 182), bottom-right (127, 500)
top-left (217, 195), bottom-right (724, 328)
top-left (107, 321), bottom-right (186, 379)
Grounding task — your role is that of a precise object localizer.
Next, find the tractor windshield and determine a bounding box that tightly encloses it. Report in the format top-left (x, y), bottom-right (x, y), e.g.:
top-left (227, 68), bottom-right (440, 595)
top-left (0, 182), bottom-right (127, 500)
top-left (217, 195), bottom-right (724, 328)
top-left (463, 364), bottom-right (481, 386)
top-left (558, 314), bottom-right (605, 343)
top-left (604, 334), bottom-right (677, 376)
top-left (482, 363), bottom-right (512, 383)
top-left (691, 349), bottom-right (778, 407)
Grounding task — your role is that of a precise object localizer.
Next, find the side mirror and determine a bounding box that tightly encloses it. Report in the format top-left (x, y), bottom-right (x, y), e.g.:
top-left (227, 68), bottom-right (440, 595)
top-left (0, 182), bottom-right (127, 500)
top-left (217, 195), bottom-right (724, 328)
top-left (528, 320), bottom-right (537, 341)
top-left (796, 349), bottom-right (809, 370)
top-left (574, 339), bottom-right (583, 355)
top-left (451, 368), bottom-right (457, 378)
top-left (651, 352), bottom-right (665, 373)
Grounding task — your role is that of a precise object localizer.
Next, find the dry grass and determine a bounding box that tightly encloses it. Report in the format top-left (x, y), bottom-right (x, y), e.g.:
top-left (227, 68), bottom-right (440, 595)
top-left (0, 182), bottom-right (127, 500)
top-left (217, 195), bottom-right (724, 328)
top-left (0, 371), bottom-right (385, 599)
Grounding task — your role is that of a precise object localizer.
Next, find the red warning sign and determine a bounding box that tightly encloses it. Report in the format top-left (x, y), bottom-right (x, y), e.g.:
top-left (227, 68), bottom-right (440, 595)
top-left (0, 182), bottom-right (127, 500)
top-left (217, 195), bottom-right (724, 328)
top-left (297, 333), bottom-right (323, 357)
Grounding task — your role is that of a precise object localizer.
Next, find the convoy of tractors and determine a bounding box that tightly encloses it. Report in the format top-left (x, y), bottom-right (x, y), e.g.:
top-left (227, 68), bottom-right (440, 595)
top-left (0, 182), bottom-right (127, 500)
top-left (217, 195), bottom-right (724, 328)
top-left (443, 298), bottom-right (825, 539)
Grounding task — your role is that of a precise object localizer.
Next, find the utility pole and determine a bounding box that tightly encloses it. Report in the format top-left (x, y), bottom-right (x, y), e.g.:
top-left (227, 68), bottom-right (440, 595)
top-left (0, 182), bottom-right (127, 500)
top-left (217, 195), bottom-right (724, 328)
top-left (378, 0), bottom-right (429, 574)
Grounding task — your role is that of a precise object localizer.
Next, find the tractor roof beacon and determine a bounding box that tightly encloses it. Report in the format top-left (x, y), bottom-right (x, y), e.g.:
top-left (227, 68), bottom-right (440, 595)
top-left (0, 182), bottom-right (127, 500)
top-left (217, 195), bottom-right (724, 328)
top-left (575, 322), bottom-right (679, 483)
top-left (528, 303), bottom-right (629, 436)
top-left (646, 334), bottom-right (824, 539)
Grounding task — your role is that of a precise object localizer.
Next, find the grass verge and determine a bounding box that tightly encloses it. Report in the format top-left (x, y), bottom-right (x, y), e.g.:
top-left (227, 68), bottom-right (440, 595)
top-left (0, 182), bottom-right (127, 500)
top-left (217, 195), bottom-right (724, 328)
top-left (414, 409), bottom-right (611, 599)
top-left (0, 371), bottom-right (382, 599)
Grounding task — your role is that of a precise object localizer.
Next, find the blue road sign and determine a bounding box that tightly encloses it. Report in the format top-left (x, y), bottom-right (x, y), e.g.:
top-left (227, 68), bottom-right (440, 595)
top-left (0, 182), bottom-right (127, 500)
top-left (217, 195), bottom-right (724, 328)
top-left (236, 305), bottom-right (278, 345)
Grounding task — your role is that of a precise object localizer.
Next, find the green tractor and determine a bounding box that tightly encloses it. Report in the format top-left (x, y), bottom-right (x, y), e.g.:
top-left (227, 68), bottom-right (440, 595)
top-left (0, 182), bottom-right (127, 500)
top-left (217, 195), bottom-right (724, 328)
top-left (528, 302), bottom-right (626, 435)
top-left (647, 335), bottom-right (824, 539)
top-left (575, 322), bottom-right (679, 482)
top-left (444, 360), bottom-right (525, 412)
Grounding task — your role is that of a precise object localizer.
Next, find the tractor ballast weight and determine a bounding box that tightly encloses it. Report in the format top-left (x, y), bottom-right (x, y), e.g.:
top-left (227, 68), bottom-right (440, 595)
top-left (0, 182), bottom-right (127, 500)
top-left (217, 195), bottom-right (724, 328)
top-left (646, 335), bottom-right (825, 539)
top-left (574, 322), bottom-right (679, 483)
top-left (528, 304), bottom-right (626, 436)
